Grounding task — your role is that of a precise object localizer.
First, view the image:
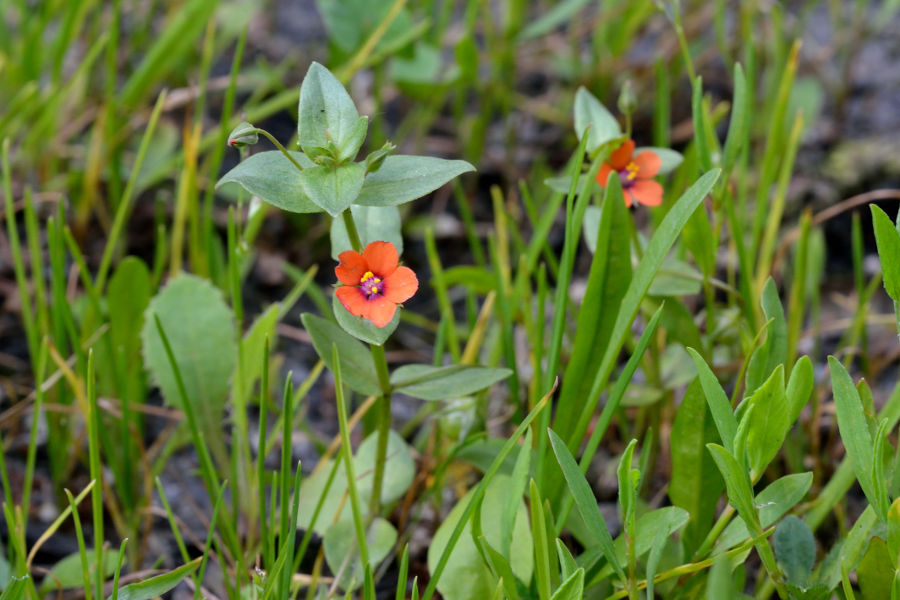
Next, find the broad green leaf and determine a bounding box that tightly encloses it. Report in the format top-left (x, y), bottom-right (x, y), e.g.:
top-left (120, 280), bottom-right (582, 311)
top-left (588, 506), bottom-right (690, 578)
top-left (706, 556), bottom-right (736, 599)
top-left (390, 364), bottom-right (512, 401)
top-left (315, 0), bottom-right (413, 54)
top-left (786, 355), bottom-right (814, 425)
top-left (554, 169), bottom-right (721, 445)
top-left (871, 205), bottom-right (900, 301)
top-left (338, 116), bottom-right (369, 162)
top-left (635, 147), bottom-right (683, 175)
top-left (549, 568), bottom-right (584, 600)
top-left (647, 257), bottom-right (703, 297)
top-left (774, 516), bottom-right (815, 586)
top-left (324, 518), bottom-right (396, 591)
top-left (332, 292), bottom-right (399, 346)
top-left (518, 0), bottom-right (591, 40)
top-left (857, 537), bottom-right (893, 600)
top-left (330, 204), bottom-right (403, 260)
top-left (301, 313), bottom-right (380, 396)
top-left (40, 550), bottom-right (118, 594)
top-left (298, 430), bottom-right (415, 532)
top-left (745, 278), bottom-right (787, 396)
top-left (235, 304), bottom-right (279, 404)
top-left (298, 62), bottom-right (361, 155)
top-left (744, 365), bottom-right (788, 475)
top-left (354, 156), bottom-right (475, 207)
top-left (687, 348), bottom-right (738, 452)
top-left (828, 356), bottom-right (877, 511)
top-left (142, 274), bottom-right (236, 430)
top-left (545, 174), bottom-right (590, 196)
top-left (560, 176), bottom-right (631, 415)
top-left (298, 163), bottom-right (365, 216)
top-left (669, 378), bottom-right (725, 553)
top-left (216, 151), bottom-right (319, 213)
top-left (427, 475), bottom-right (533, 600)
top-left (548, 429), bottom-right (624, 580)
top-left (573, 87), bottom-right (622, 153)
top-left (706, 444), bottom-right (758, 532)
top-left (108, 257), bottom-right (151, 367)
top-left (106, 558), bottom-right (201, 600)
top-left (717, 472), bottom-right (814, 550)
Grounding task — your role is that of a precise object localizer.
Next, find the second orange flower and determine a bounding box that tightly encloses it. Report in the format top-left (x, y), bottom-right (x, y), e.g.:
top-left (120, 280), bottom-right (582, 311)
top-left (596, 139), bottom-right (663, 208)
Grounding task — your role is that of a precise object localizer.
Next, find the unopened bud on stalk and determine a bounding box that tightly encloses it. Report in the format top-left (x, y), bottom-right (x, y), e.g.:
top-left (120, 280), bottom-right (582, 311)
top-left (617, 81), bottom-right (637, 117)
top-left (228, 121), bottom-right (258, 148)
top-left (365, 141), bottom-right (396, 174)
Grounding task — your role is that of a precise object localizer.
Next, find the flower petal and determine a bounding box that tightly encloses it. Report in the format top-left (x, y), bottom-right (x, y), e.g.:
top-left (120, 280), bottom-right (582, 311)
top-left (634, 151), bottom-right (661, 179)
top-left (364, 296), bottom-right (397, 328)
top-left (631, 180), bottom-right (664, 207)
top-left (336, 250), bottom-right (367, 285)
top-left (609, 139), bottom-right (635, 170)
top-left (383, 266), bottom-right (418, 304)
top-left (362, 241), bottom-right (399, 278)
top-left (596, 164), bottom-right (614, 188)
top-left (336, 286), bottom-right (368, 317)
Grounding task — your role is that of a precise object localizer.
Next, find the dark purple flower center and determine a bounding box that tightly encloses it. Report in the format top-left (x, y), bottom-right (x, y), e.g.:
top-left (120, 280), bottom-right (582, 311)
top-left (360, 271), bottom-right (384, 300)
top-left (618, 161), bottom-right (640, 189)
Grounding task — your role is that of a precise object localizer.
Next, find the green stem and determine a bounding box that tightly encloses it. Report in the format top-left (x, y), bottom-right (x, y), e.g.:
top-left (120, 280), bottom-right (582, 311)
top-left (368, 344), bottom-right (393, 520)
top-left (255, 128), bottom-right (304, 172)
top-left (342, 209), bottom-right (363, 252)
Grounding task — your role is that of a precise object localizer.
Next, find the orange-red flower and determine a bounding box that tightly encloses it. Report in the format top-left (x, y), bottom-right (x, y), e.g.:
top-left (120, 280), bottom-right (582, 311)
top-left (335, 241), bottom-right (418, 328)
top-left (596, 140), bottom-right (663, 208)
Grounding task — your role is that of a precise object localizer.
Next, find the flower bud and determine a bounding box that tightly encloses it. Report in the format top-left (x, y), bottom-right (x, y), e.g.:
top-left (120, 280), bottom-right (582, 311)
top-left (227, 122), bottom-right (258, 148)
top-left (617, 81), bottom-right (637, 117)
top-left (365, 141), bottom-right (396, 174)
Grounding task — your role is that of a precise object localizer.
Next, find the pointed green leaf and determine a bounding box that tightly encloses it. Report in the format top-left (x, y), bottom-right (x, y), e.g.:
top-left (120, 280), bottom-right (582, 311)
top-left (706, 443), bottom-right (759, 532)
top-left (573, 87), bottom-right (622, 153)
top-left (744, 365), bottom-right (788, 475)
top-left (390, 364), bottom-right (512, 401)
top-left (549, 568), bottom-right (584, 600)
top-left (298, 163), bottom-right (365, 216)
top-left (871, 204), bottom-right (900, 301)
top-left (687, 348), bottom-right (737, 452)
top-left (298, 62), bottom-right (361, 155)
top-left (354, 156), bottom-right (475, 207)
top-left (216, 151), bottom-right (319, 213)
top-left (745, 278), bottom-right (787, 396)
top-left (301, 313), bottom-right (380, 396)
top-left (106, 558), bottom-right (201, 600)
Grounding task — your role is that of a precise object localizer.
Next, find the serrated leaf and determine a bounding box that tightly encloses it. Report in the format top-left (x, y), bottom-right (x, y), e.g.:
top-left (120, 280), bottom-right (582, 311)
top-left (142, 274), bottom-right (236, 429)
top-left (390, 364), bottom-right (512, 401)
top-left (354, 156), bottom-right (475, 207)
top-left (573, 87), bottom-right (622, 153)
top-left (332, 291), bottom-right (399, 346)
top-left (298, 62), bottom-right (361, 155)
top-left (330, 205), bottom-right (402, 260)
top-left (298, 163), bottom-right (365, 216)
top-left (301, 313), bottom-right (380, 396)
top-left (216, 151), bottom-right (319, 213)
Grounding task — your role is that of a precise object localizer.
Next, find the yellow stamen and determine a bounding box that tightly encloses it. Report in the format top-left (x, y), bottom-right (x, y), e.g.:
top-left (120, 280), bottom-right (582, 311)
top-left (361, 271), bottom-right (375, 282)
top-left (625, 161), bottom-right (639, 181)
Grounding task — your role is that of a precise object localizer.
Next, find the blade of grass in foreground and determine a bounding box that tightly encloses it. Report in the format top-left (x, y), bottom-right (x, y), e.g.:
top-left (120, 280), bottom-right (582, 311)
top-left (422, 383), bottom-right (553, 600)
top-left (557, 169), bottom-right (721, 449)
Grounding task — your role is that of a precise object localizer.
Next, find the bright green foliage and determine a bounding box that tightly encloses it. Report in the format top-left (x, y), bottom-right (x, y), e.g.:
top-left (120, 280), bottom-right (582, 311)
top-left (872, 205), bottom-right (900, 302)
top-left (389, 364), bottom-right (512, 401)
top-left (324, 518), bottom-right (397, 591)
top-left (330, 205), bottom-right (403, 259)
top-left (105, 559), bottom-right (201, 600)
top-left (301, 313), bottom-right (381, 396)
top-left (297, 162), bottom-right (367, 216)
top-left (427, 475), bottom-right (533, 600)
top-left (353, 156), bottom-right (476, 207)
top-left (141, 274), bottom-right (237, 440)
top-left (217, 151), bottom-right (319, 213)
top-left (774, 516), bottom-right (816, 586)
top-left (573, 87), bottom-right (623, 154)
